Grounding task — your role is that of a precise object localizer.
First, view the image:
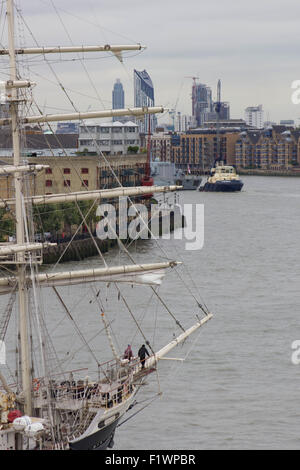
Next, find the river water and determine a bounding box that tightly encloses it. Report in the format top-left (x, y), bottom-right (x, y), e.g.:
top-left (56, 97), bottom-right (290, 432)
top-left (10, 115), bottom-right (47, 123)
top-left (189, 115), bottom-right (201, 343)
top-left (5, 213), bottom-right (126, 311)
top-left (3, 175), bottom-right (300, 449)
top-left (116, 175), bottom-right (300, 450)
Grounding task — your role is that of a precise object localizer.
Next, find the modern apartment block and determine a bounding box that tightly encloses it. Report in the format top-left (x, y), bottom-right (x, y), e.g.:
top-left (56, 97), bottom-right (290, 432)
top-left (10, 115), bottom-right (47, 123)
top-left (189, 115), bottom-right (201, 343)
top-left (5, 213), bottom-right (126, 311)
top-left (244, 105), bottom-right (264, 129)
top-left (134, 69), bottom-right (157, 134)
top-left (169, 127), bottom-right (241, 171)
top-left (235, 126), bottom-right (300, 169)
top-left (175, 113), bottom-right (195, 132)
top-left (204, 102), bottom-right (230, 122)
top-left (78, 121), bottom-right (140, 155)
top-left (190, 79), bottom-right (231, 127)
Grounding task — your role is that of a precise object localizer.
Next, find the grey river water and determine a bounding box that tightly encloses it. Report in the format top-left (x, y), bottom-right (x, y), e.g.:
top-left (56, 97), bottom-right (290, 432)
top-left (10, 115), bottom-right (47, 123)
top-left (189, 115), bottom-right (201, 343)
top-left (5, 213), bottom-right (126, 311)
top-left (2, 175), bottom-right (300, 450)
top-left (117, 175), bottom-right (300, 450)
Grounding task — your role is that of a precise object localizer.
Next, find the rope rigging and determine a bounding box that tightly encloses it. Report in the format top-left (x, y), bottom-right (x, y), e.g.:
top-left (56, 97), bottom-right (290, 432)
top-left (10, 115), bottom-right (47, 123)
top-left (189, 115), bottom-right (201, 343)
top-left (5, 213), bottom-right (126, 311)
top-left (0, 0), bottom-right (211, 397)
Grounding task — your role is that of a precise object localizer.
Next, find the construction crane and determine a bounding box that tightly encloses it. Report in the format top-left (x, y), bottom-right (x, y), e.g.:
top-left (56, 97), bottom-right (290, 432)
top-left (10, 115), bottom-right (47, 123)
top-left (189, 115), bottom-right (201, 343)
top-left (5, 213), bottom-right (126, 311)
top-left (185, 76), bottom-right (199, 121)
top-left (185, 76), bottom-right (199, 84)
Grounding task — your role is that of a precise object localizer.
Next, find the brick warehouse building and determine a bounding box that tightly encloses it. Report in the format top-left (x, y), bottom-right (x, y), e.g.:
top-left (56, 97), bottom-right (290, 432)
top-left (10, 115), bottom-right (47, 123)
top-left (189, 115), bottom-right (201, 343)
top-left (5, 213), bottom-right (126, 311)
top-left (0, 153), bottom-right (147, 199)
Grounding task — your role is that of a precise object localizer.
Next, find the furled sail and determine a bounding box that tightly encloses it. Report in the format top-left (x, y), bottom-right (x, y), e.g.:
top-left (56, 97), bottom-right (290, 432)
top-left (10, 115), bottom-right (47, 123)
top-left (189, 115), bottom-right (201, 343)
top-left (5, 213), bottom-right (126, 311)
top-left (0, 185), bottom-right (181, 208)
top-left (0, 261), bottom-right (180, 294)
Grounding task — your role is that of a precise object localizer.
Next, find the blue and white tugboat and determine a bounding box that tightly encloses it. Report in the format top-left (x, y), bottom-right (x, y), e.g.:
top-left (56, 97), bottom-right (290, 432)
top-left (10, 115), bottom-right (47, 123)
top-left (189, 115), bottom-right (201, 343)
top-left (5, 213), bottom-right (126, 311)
top-left (199, 163), bottom-right (243, 192)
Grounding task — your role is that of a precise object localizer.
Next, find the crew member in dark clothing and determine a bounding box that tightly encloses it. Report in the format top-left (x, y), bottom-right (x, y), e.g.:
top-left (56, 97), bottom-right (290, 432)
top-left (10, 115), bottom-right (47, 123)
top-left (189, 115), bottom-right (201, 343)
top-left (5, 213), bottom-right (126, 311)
top-left (138, 344), bottom-right (150, 369)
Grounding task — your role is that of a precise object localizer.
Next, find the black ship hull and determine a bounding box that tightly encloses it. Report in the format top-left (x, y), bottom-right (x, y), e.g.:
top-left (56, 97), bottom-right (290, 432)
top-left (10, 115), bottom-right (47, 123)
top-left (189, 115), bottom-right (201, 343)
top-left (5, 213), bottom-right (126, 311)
top-left (200, 180), bottom-right (243, 192)
top-left (69, 417), bottom-right (119, 450)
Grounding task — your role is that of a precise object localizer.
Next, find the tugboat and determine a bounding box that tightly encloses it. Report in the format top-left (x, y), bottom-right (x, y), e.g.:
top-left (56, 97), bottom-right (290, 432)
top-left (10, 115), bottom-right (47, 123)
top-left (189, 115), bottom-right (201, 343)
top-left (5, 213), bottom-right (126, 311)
top-left (199, 80), bottom-right (243, 192)
top-left (199, 163), bottom-right (243, 192)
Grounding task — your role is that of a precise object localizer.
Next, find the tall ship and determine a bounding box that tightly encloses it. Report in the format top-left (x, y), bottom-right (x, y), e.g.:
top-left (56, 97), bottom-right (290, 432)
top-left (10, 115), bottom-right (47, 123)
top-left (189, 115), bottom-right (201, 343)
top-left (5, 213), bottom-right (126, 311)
top-left (0, 0), bottom-right (212, 450)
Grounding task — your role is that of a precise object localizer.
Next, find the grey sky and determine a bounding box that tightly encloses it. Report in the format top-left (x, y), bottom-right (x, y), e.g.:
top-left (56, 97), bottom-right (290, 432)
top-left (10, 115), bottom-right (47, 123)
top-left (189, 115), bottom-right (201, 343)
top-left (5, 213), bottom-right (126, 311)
top-left (4, 0), bottom-right (300, 124)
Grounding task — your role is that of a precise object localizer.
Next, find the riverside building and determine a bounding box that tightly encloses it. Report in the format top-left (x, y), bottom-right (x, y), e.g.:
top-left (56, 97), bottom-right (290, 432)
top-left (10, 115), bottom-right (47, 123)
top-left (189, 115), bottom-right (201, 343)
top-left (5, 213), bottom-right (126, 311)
top-left (170, 127), bottom-right (242, 172)
top-left (78, 121), bottom-right (140, 155)
top-left (0, 153), bottom-right (147, 199)
top-left (244, 105), bottom-right (264, 129)
top-left (235, 126), bottom-right (300, 170)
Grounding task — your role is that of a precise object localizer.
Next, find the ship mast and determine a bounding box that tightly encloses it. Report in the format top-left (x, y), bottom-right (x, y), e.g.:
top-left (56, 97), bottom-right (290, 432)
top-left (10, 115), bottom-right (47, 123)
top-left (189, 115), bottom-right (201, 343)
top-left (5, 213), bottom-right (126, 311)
top-left (2, 0), bottom-right (172, 417)
top-left (7, 0), bottom-right (32, 415)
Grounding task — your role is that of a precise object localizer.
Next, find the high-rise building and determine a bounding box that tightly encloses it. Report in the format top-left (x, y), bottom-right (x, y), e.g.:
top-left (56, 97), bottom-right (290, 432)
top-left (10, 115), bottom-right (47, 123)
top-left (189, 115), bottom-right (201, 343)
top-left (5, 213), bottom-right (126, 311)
top-left (244, 105), bottom-right (264, 129)
top-left (204, 102), bottom-right (230, 123)
top-left (192, 82), bottom-right (213, 127)
top-left (112, 79), bottom-right (125, 122)
top-left (134, 69), bottom-right (156, 133)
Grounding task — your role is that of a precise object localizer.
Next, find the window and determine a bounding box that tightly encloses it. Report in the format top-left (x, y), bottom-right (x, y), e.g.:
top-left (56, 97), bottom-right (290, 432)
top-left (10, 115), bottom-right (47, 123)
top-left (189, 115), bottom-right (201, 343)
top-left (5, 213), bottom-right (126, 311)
top-left (86, 126), bottom-right (96, 133)
top-left (81, 168), bottom-right (89, 174)
top-left (63, 168), bottom-right (70, 174)
top-left (82, 180), bottom-right (89, 187)
top-left (64, 180), bottom-right (71, 187)
top-left (45, 168), bottom-right (52, 174)
top-left (45, 180), bottom-right (52, 187)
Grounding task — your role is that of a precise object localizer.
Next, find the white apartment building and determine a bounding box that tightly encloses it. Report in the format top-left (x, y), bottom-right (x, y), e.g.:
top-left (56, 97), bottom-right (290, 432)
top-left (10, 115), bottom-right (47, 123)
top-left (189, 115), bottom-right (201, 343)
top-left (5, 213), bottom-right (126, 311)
top-left (78, 121), bottom-right (140, 155)
top-left (244, 105), bottom-right (264, 129)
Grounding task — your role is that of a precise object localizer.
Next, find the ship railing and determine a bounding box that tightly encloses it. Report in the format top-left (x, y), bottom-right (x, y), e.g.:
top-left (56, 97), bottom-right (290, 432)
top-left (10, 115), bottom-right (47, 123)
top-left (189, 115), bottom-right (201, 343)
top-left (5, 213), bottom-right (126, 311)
top-left (31, 356), bottom-right (156, 409)
top-left (0, 250), bottom-right (43, 265)
top-left (31, 371), bottom-right (135, 410)
top-left (87, 374), bottom-right (134, 410)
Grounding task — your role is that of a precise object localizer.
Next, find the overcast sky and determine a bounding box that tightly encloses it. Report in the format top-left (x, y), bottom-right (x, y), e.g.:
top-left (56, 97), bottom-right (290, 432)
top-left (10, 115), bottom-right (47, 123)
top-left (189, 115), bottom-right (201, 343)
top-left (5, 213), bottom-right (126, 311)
top-left (2, 0), bottom-right (300, 125)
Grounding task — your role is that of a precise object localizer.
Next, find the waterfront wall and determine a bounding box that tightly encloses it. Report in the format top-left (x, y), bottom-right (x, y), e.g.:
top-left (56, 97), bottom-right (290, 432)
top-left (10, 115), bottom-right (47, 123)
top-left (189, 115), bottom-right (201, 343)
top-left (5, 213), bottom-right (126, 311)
top-left (43, 209), bottom-right (184, 264)
top-left (238, 168), bottom-right (300, 177)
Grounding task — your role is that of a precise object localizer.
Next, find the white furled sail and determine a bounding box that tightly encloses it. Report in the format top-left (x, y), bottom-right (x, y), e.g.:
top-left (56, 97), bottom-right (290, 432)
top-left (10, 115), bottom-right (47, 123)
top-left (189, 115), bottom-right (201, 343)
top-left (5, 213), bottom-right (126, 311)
top-left (0, 185), bottom-right (182, 208)
top-left (0, 261), bottom-right (180, 294)
top-left (0, 243), bottom-right (55, 257)
top-left (0, 164), bottom-right (49, 175)
top-left (0, 44), bottom-right (146, 55)
top-left (0, 106), bottom-right (166, 126)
